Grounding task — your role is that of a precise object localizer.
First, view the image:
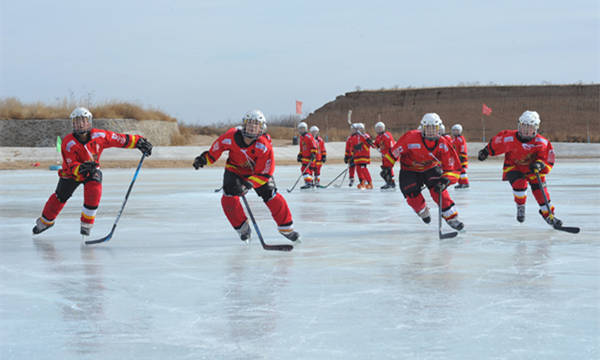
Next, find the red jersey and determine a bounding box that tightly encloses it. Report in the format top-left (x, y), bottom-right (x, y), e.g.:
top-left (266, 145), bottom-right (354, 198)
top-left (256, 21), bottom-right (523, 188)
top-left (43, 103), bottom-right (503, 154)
top-left (451, 135), bottom-right (468, 168)
top-left (298, 132), bottom-right (318, 164)
top-left (205, 127), bottom-right (275, 188)
top-left (314, 135), bottom-right (327, 163)
top-left (487, 130), bottom-right (555, 180)
top-left (391, 130), bottom-right (460, 182)
top-left (349, 132), bottom-right (372, 165)
top-left (59, 128), bottom-right (142, 182)
top-left (345, 134), bottom-right (358, 159)
top-left (374, 131), bottom-right (396, 164)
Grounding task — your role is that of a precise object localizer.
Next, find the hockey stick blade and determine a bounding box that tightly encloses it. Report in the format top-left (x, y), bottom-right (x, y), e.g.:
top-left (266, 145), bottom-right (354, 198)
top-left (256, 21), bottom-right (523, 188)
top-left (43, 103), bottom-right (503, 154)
top-left (85, 225), bottom-right (116, 245)
top-left (554, 224), bottom-right (580, 234)
top-left (439, 231), bottom-right (458, 239)
top-left (240, 195), bottom-right (294, 252)
top-left (262, 243), bottom-right (294, 251)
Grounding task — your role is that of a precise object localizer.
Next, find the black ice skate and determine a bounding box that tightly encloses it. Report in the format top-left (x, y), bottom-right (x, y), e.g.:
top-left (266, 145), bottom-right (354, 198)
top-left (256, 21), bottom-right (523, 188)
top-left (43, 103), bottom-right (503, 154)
top-left (279, 229), bottom-right (300, 242)
top-left (32, 217), bottom-right (54, 235)
top-left (516, 204), bottom-right (526, 223)
top-left (539, 210), bottom-right (563, 227)
top-left (348, 178), bottom-right (355, 187)
top-left (236, 220), bottom-right (251, 242)
top-left (446, 217), bottom-right (464, 231)
top-left (418, 207), bottom-right (431, 224)
top-left (80, 222), bottom-right (93, 236)
top-left (455, 183), bottom-right (469, 189)
top-left (380, 182), bottom-right (396, 190)
top-left (300, 183), bottom-right (313, 190)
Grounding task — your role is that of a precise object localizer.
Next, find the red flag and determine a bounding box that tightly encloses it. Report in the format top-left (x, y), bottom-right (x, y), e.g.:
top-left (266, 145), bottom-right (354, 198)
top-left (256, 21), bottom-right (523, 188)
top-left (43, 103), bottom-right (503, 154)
top-left (295, 100), bottom-right (303, 115)
top-left (482, 104), bottom-right (492, 116)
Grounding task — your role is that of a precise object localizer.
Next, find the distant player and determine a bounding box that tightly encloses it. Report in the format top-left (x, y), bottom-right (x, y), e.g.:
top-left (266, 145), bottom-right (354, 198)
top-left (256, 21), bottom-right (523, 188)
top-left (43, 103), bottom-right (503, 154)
top-left (310, 125), bottom-right (327, 187)
top-left (478, 110), bottom-right (561, 226)
top-left (373, 121), bottom-right (397, 189)
top-left (390, 113), bottom-right (463, 230)
top-left (350, 123), bottom-right (374, 189)
top-left (344, 125), bottom-right (359, 187)
top-left (32, 107), bottom-right (153, 236)
top-left (451, 124), bottom-right (469, 189)
top-left (296, 122), bottom-right (318, 189)
top-left (193, 110), bottom-right (299, 242)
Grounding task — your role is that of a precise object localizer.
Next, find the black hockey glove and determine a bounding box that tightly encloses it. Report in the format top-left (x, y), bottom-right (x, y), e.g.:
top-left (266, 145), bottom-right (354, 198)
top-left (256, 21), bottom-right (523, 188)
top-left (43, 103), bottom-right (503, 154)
top-left (193, 151), bottom-right (209, 169)
top-left (309, 153), bottom-right (316, 162)
top-left (366, 138), bottom-right (374, 147)
top-left (136, 137), bottom-right (153, 156)
top-left (478, 147), bottom-right (489, 161)
top-left (349, 158), bottom-right (355, 167)
top-left (322, 155), bottom-right (327, 163)
top-left (297, 153), bottom-right (302, 163)
top-left (530, 160), bottom-right (544, 172)
top-left (434, 176), bottom-right (451, 191)
top-left (344, 155), bottom-right (349, 164)
top-left (78, 161), bottom-right (99, 179)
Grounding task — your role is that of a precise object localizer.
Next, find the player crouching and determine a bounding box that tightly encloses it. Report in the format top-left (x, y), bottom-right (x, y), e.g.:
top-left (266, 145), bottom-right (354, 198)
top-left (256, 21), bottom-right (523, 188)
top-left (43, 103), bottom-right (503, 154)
top-left (390, 113), bottom-right (464, 230)
top-left (193, 110), bottom-right (300, 243)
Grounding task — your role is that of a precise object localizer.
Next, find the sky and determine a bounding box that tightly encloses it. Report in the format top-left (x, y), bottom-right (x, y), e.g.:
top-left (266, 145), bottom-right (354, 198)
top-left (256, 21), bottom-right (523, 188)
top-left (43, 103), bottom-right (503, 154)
top-left (1, 0), bottom-right (599, 125)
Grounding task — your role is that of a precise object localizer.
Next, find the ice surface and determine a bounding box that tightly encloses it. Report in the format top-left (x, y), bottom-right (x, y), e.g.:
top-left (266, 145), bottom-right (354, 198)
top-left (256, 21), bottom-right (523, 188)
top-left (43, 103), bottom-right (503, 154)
top-left (1, 159), bottom-right (599, 359)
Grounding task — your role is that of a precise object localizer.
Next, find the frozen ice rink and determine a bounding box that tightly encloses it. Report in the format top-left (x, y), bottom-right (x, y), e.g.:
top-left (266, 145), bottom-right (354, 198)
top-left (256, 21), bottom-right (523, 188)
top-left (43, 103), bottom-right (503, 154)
top-left (1, 159), bottom-right (599, 359)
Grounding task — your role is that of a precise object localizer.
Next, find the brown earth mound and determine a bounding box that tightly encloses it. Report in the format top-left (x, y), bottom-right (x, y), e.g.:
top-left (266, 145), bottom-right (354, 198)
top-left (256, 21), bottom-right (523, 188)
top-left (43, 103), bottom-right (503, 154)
top-left (305, 85), bottom-right (599, 142)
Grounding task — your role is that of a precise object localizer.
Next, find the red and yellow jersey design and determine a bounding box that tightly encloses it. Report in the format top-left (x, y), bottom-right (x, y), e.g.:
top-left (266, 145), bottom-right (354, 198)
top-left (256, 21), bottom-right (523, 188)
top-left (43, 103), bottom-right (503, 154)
top-left (298, 132), bottom-right (318, 165)
top-left (206, 127), bottom-right (275, 188)
top-left (375, 131), bottom-right (396, 165)
top-left (59, 128), bottom-right (141, 181)
top-left (487, 129), bottom-right (555, 181)
top-left (390, 130), bottom-right (461, 182)
top-left (348, 132), bottom-right (372, 165)
top-left (451, 134), bottom-right (468, 168)
top-left (314, 135), bottom-right (327, 164)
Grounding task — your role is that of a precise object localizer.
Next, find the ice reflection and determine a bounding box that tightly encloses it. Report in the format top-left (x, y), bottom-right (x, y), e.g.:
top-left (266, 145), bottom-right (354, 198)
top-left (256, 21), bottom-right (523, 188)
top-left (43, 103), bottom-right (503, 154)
top-left (32, 239), bottom-right (107, 356)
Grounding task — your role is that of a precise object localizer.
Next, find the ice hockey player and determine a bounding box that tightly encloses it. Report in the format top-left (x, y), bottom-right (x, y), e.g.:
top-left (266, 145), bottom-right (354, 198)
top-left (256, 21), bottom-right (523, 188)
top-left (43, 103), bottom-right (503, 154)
top-left (390, 113), bottom-right (464, 230)
top-left (310, 125), bottom-right (327, 187)
top-left (439, 124), bottom-right (452, 142)
top-left (349, 123), bottom-right (374, 189)
top-left (451, 124), bottom-right (469, 189)
top-left (373, 121), bottom-right (397, 189)
top-left (32, 107), bottom-right (153, 236)
top-left (296, 122), bottom-right (318, 189)
top-left (477, 110), bottom-right (561, 226)
top-left (344, 124), bottom-right (359, 187)
top-left (193, 110), bottom-right (299, 242)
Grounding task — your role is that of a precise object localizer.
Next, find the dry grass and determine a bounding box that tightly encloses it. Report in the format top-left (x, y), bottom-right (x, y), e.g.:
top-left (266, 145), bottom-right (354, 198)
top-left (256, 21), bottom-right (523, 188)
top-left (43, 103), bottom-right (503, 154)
top-left (0, 97), bottom-right (176, 122)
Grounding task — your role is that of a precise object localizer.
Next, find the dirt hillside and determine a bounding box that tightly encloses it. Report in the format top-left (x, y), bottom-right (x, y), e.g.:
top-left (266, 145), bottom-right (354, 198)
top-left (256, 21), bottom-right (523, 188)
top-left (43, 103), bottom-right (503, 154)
top-left (305, 85), bottom-right (599, 142)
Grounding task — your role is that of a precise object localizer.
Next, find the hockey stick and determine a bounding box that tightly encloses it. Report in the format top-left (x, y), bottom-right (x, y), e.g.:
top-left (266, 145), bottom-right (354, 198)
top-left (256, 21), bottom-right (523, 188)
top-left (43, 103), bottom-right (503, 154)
top-left (335, 167), bottom-right (348, 187)
top-left (286, 158), bottom-right (314, 193)
top-left (533, 170), bottom-right (580, 233)
top-left (438, 187), bottom-right (458, 239)
top-left (322, 167), bottom-right (348, 188)
top-left (85, 154), bottom-right (146, 245)
top-left (240, 195), bottom-right (294, 251)
top-left (214, 186), bottom-right (222, 193)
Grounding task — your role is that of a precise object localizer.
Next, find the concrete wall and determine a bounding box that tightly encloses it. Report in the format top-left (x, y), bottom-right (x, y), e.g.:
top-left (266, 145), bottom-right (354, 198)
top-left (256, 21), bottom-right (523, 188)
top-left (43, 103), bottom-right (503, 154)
top-left (306, 85), bottom-right (600, 142)
top-left (0, 119), bottom-right (180, 147)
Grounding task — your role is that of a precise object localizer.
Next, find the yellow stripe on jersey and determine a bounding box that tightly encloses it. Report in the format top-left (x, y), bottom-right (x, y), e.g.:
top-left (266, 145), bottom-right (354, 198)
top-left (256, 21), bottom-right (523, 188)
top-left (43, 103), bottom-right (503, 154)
top-left (248, 176), bottom-right (267, 186)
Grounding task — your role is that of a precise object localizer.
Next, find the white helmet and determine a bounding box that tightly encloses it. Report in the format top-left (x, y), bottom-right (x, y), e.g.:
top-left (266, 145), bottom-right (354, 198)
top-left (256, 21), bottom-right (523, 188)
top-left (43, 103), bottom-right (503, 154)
top-left (309, 125), bottom-right (319, 136)
top-left (70, 107), bottom-right (93, 135)
top-left (374, 121), bottom-right (385, 134)
top-left (297, 121), bottom-right (308, 134)
top-left (357, 123), bottom-right (365, 131)
top-left (439, 123), bottom-right (446, 136)
top-left (518, 110), bottom-right (541, 140)
top-left (420, 113), bottom-right (442, 140)
top-left (451, 124), bottom-right (463, 136)
top-left (242, 109), bottom-right (267, 139)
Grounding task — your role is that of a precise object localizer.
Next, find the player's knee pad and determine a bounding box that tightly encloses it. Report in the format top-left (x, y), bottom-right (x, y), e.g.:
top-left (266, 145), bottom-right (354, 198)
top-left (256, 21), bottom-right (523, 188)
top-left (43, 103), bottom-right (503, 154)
top-left (530, 182), bottom-right (541, 191)
top-left (255, 178), bottom-right (276, 202)
top-left (506, 170), bottom-right (525, 185)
